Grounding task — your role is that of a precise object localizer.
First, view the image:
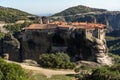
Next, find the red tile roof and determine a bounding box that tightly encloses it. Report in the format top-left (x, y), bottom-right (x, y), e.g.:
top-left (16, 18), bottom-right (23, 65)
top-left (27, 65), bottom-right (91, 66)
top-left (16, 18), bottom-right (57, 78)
top-left (23, 22), bottom-right (106, 30)
top-left (24, 24), bottom-right (57, 29)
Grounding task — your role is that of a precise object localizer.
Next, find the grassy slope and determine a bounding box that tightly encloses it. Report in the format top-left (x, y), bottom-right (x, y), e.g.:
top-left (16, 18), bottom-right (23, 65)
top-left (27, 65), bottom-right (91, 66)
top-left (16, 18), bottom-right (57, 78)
top-left (53, 5), bottom-right (107, 16)
top-left (32, 74), bottom-right (75, 80)
top-left (0, 6), bottom-right (34, 23)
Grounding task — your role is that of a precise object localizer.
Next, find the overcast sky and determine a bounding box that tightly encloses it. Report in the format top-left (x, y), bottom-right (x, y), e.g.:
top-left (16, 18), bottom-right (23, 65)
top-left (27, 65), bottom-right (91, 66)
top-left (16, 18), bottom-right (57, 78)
top-left (0, 0), bottom-right (120, 15)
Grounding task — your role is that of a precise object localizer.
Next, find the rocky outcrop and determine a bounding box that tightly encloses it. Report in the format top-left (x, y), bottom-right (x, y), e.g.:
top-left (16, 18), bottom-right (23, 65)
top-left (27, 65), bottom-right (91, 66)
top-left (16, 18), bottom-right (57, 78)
top-left (66, 30), bottom-right (113, 66)
top-left (86, 36), bottom-right (113, 66)
top-left (0, 34), bottom-right (21, 61)
top-left (22, 59), bottom-right (39, 66)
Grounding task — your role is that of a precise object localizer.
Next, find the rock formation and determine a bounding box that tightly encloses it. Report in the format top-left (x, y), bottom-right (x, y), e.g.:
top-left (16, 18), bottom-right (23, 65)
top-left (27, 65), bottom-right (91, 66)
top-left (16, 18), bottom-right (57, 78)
top-left (66, 30), bottom-right (113, 66)
top-left (86, 36), bottom-right (113, 65)
top-left (0, 34), bottom-right (21, 61)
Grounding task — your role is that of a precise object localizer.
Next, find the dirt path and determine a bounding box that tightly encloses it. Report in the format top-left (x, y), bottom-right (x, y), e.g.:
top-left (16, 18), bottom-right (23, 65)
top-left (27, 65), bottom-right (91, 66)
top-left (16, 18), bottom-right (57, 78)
top-left (6, 60), bottom-right (76, 78)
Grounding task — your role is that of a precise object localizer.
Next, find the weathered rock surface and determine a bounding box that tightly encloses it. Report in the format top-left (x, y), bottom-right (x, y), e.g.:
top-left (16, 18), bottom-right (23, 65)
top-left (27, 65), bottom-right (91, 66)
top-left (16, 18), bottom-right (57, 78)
top-left (22, 59), bottom-right (39, 66)
top-left (86, 36), bottom-right (113, 66)
top-left (22, 32), bottom-right (50, 61)
top-left (22, 28), bottom-right (113, 66)
top-left (0, 34), bottom-right (21, 61)
top-left (97, 55), bottom-right (113, 66)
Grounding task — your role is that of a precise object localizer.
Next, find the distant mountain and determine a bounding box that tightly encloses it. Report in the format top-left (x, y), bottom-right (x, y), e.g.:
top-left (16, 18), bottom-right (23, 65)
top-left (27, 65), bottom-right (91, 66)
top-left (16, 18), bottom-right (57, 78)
top-left (0, 6), bottom-right (35, 23)
top-left (53, 5), bottom-right (107, 16)
top-left (38, 13), bottom-right (53, 16)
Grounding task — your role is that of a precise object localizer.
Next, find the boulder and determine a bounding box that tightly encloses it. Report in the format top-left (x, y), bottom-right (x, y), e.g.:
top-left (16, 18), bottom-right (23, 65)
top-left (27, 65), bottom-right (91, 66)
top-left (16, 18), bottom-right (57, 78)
top-left (22, 59), bottom-right (39, 66)
top-left (97, 55), bottom-right (113, 66)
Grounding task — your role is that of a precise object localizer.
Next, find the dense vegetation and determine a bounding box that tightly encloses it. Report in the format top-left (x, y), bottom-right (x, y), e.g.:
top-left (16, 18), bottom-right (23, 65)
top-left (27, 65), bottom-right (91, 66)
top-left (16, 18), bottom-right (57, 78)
top-left (53, 5), bottom-right (107, 16)
top-left (73, 53), bottom-right (120, 80)
top-left (109, 53), bottom-right (120, 64)
top-left (106, 36), bottom-right (120, 55)
top-left (38, 53), bottom-right (75, 69)
top-left (0, 58), bottom-right (27, 80)
top-left (4, 22), bottom-right (32, 34)
top-left (81, 65), bottom-right (120, 80)
top-left (0, 6), bottom-right (33, 23)
top-left (0, 32), bottom-right (5, 39)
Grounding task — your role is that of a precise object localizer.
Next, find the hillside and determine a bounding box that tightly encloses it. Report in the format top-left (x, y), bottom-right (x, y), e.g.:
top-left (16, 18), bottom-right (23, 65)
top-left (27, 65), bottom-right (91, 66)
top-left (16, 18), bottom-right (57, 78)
top-left (0, 6), bottom-right (34, 23)
top-left (106, 36), bottom-right (120, 55)
top-left (53, 5), bottom-right (107, 16)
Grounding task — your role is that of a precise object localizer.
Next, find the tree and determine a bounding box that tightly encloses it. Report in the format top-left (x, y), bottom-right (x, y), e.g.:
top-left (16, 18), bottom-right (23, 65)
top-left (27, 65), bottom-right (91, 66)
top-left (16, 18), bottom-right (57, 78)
top-left (4, 22), bottom-right (32, 34)
top-left (38, 53), bottom-right (75, 69)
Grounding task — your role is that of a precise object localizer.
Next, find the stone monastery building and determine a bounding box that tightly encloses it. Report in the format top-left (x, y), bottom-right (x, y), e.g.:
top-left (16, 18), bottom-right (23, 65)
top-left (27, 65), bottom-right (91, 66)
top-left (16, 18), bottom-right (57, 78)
top-left (22, 18), bottom-right (108, 63)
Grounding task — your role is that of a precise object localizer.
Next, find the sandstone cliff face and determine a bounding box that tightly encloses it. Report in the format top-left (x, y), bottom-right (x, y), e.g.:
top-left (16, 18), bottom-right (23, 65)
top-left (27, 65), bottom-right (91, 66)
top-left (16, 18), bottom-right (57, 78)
top-left (0, 34), bottom-right (21, 61)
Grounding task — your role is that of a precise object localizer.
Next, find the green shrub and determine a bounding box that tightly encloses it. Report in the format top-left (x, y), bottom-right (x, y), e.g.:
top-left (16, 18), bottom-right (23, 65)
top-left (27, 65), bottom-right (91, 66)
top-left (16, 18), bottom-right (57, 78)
top-left (81, 65), bottom-right (120, 80)
top-left (109, 53), bottom-right (120, 64)
top-left (74, 67), bottom-right (80, 73)
top-left (39, 53), bottom-right (75, 69)
top-left (0, 32), bottom-right (5, 39)
top-left (74, 65), bottom-right (92, 73)
top-left (110, 65), bottom-right (120, 73)
top-left (0, 71), bottom-right (3, 80)
top-left (91, 67), bottom-right (120, 80)
top-left (74, 74), bottom-right (84, 79)
top-left (0, 58), bottom-right (27, 80)
top-left (4, 22), bottom-right (32, 34)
